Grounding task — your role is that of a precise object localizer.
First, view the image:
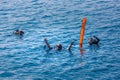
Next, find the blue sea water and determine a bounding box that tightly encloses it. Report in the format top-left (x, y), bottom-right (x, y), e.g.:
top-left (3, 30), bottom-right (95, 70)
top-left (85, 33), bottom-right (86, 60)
top-left (0, 0), bottom-right (120, 80)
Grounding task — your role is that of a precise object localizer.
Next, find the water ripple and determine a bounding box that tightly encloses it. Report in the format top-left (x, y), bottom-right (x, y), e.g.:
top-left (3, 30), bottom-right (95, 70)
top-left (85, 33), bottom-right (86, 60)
top-left (0, 0), bottom-right (120, 80)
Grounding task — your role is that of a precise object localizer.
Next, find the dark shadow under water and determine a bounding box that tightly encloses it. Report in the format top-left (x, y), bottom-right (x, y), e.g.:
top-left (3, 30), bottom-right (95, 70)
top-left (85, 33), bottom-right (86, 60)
top-left (89, 44), bottom-right (100, 53)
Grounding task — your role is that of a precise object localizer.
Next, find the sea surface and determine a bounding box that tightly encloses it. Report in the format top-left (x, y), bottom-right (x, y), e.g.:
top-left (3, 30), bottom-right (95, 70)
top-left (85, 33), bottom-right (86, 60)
top-left (0, 0), bottom-right (120, 80)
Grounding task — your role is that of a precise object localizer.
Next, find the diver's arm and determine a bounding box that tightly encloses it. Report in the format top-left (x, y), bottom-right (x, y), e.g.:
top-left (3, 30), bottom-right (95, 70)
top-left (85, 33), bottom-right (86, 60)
top-left (44, 38), bottom-right (52, 49)
top-left (67, 41), bottom-right (74, 50)
top-left (93, 36), bottom-right (100, 42)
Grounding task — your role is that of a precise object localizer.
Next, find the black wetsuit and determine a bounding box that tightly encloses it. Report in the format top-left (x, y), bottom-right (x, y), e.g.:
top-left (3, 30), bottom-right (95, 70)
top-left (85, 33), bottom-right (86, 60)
top-left (89, 36), bottom-right (100, 45)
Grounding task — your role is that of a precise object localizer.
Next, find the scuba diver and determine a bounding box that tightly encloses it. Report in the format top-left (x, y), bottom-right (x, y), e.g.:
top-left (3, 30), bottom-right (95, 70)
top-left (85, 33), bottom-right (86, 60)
top-left (88, 36), bottom-right (100, 45)
top-left (13, 29), bottom-right (24, 35)
top-left (44, 38), bottom-right (74, 51)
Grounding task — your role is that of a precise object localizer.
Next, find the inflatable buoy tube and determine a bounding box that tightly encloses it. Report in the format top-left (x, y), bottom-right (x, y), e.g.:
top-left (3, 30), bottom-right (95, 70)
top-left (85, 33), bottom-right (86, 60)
top-left (79, 17), bottom-right (86, 48)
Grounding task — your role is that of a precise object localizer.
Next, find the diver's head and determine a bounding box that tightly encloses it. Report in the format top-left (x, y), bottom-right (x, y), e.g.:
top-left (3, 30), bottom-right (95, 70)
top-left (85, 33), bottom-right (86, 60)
top-left (56, 44), bottom-right (62, 50)
top-left (88, 38), bottom-right (93, 45)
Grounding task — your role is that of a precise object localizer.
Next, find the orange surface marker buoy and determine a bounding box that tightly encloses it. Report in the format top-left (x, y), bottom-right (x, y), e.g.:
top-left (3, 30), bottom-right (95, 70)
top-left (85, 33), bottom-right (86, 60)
top-left (79, 17), bottom-right (87, 49)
